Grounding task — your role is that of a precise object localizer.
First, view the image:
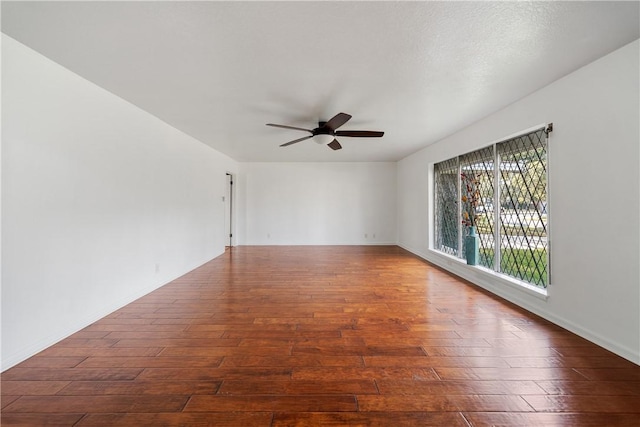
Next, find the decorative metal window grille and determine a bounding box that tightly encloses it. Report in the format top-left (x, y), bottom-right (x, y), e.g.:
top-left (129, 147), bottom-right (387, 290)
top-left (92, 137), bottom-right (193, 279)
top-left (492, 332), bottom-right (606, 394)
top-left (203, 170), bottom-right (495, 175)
top-left (433, 125), bottom-right (550, 288)
top-left (434, 158), bottom-right (459, 256)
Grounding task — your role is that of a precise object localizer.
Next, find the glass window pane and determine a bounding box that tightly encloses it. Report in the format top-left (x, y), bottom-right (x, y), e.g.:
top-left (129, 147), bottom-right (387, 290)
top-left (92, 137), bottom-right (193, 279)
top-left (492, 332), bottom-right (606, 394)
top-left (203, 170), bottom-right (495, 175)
top-left (460, 147), bottom-right (495, 269)
top-left (498, 129), bottom-right (548, 287)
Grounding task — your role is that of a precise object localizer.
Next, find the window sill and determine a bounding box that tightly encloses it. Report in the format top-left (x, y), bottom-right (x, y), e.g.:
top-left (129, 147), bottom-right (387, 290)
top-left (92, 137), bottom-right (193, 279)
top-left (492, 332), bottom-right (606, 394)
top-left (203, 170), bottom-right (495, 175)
top-left (426, 249), bottom-right (549, 301)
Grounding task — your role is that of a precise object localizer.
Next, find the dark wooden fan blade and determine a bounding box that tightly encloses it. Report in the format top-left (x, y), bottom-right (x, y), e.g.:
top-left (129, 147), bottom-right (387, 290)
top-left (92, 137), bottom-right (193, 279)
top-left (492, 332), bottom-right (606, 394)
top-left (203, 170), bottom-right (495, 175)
top-left (324, 113), bottom-right (352, 131)
top-left (334, 130), bottom-right (384, 138)
top-left (267, 123), bottom-right (313, 133)
top-left (280, 135), bottom-right (314, 147)
top-left (327, 139), bottom-right (342, 151)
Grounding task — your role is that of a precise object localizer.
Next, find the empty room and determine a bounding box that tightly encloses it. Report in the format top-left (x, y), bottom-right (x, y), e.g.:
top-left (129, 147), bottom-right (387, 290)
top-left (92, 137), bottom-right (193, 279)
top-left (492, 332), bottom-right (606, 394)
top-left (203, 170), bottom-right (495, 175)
top-left (2, 1), bottom-right (639, 426)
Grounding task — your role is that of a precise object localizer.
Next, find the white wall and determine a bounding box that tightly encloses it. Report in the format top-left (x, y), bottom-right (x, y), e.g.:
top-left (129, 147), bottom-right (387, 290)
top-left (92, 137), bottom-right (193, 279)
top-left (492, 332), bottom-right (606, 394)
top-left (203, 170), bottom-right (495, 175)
top-left (238, 162), bottom-right (397, 245)
top-left (1, 35), bottom-right (238, 370)
top-left (398, 40), bottom-right (640, 363)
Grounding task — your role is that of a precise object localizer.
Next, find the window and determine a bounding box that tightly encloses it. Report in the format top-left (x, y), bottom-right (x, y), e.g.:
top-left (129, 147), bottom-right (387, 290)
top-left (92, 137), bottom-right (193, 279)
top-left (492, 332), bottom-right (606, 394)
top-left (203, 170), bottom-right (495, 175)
top-left (434, 125), bottom-right (551, 288)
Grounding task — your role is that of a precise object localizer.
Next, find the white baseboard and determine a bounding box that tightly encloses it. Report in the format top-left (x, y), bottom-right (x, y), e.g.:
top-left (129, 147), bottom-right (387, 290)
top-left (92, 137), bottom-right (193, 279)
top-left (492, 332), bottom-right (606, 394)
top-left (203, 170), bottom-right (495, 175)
top-left (236, 242), bottom-right (398, 246)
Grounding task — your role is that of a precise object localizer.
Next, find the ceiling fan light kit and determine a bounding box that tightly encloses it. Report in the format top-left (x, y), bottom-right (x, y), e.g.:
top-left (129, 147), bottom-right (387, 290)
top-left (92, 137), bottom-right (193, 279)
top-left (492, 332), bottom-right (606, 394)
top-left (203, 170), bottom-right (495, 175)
top-left (314, 134), bottom-right (335, 146)
top-left (266, 112), bottom-right (384, 151)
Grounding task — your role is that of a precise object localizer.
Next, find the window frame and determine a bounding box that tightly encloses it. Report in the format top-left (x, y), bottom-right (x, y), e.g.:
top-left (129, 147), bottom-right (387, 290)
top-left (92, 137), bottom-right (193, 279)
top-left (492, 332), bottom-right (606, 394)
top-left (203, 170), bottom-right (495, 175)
top-left (432, 124), bottom-right (552, 289)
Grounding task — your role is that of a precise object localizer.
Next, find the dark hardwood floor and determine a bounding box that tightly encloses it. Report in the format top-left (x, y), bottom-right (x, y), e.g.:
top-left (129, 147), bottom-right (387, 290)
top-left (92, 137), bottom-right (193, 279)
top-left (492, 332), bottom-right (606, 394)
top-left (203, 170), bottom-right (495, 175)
top-left (2, 246), bottom-right (639, 426)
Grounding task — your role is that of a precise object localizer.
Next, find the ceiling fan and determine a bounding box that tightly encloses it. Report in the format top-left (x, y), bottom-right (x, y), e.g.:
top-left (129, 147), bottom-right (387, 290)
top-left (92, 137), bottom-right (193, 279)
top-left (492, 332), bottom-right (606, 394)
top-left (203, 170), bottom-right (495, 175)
top-left (266, 112), bottom-right (384, 150)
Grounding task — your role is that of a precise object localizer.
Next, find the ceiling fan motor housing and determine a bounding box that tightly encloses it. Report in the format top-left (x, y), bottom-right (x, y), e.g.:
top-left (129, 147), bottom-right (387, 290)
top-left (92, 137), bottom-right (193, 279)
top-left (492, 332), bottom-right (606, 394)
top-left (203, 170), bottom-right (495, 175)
top-left (267, 113), bottom-right (383, 150)
top-left (314, 122), bottom-right (332, 135)
top-left (312, 121), bottom-right (335, 144)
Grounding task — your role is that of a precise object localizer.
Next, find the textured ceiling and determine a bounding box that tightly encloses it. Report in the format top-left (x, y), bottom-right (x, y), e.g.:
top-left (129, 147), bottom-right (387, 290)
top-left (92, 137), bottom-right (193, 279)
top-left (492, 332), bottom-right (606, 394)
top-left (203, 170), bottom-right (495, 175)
top-left (2, 1), bottom-right (639, 162)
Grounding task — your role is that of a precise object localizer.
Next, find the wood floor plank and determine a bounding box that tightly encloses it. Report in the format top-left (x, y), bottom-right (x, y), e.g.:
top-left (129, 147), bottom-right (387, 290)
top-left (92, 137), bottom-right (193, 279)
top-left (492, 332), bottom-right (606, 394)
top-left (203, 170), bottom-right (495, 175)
top-left (463, 412), bottom-right (640, 426)
top-left (14, 357), bottom-right (87, 369)
top-left (69, 331), bottom-right (112, 340)
top-left (92, 317), bottom-right (164, 325)
top-left (423, 346), bottom-right (558, 358)
top-left (75, 412), bottom-right (274, 427)
top-left (187, 323), bottom-right (297, 332)
top-left (505, 356), bottom-right (637, 369)
top-left (159, 346), bottom-right (292, 357)
top-left (225, 328), bottom-right (342, 338)
top-left (271, 411), bottom-right (469, 426)
top-left (33, 347), bottom-right (165, 358)
top-left (364, 337), bottom-right (493, 348)
top-left (2, 395), bottom-right (189, 413)
top-left (343, 328), bottom-right (457, 338)
top-left (552, 346), bottom-right (626, 358)
top-left (573, 368), bottom-right (640, 381)
top-left (291, 366), bottom-right (439, 381)
top-left (76, 356), bottom-right (223, 368)
top-left (56, 380), bottom-right (221, 396)
top-left (185, 395), bottom-right (357, 412)
top-left (418, 322), bottom-right (522, 332)
top-left (535, 380), bottom-right (640, 396)
top-left (522, 395), bottom-right (640, 412)
top-left (364, 356), bottom-right (510, 368)
top-left (1, 395), bottom-right (21, 410)
top-left (2, 246), bottom-right (638, 424)
top-left (1, 368), bottom-right (143, 382)
top-left (376, 379), bottom-right (546, 395)
top-left (0, 413), bottom-right (85, 426)
top-left (220, 355), bottom-right (364, 368)
top-left (292, 345), bottom-right (426, 356)
top-left (103, 330), bottom-right (224, 339)
top-left (434, 367), bottom-right (589, 381)
top-left (1, 381), bottom-right (71, 396)
top-left (239, 337), bottom-right (366, 347)
top-left (484, 337), bottom-right (596, 348)
top-left (137, 367), bottom-right (292, 381)
top-left (218, 379), bottom-right (378, 395)
top-left (357, 394), bottom-right (534, 412)
top-left (112, 338), bottom-right (241, 348)
top-left (54, 338), bottom-right (119, 348)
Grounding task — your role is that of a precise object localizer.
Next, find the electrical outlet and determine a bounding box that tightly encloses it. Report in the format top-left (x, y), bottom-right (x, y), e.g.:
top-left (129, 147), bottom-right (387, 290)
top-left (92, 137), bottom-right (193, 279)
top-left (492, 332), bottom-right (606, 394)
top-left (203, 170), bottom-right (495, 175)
top-left (155, 263), bottom-right (160, 274)
top-left (373, 233), bottom-right (376, 239)
top-left (364, 233), bottom-right (368, 238)
top-left (267, 233), bottom-right (271, 239)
